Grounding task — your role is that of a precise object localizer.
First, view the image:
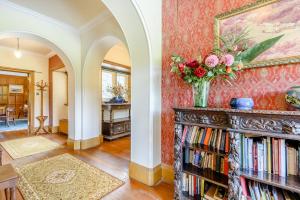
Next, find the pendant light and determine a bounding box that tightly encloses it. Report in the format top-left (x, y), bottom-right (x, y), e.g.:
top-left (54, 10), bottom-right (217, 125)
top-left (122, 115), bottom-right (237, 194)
top-left (14, 38), bottom-right (22, 59)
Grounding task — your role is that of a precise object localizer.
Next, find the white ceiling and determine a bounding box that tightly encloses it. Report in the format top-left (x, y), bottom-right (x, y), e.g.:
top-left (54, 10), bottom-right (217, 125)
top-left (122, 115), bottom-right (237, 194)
top-left (7, 0), bottom-right (108, 28)
top-left (0, 38), bottom-right (52, 56)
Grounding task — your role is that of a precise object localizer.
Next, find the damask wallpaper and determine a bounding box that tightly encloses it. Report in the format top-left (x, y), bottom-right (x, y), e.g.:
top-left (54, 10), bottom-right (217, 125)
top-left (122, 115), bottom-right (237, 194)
top-left (162, 0), bottom-right (300, 165)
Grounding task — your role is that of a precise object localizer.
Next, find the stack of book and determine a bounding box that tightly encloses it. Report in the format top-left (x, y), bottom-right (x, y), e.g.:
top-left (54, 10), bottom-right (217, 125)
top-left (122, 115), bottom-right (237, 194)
top-left (182, 172), bottom-right (203, 197)
top-left (240, 135), bottom-right (300, 177)
top-left (240, 177), bottom-right (300, 199)
top-left (182, 172), bottom-right (228, 200)
top-left (182, 126), bottom-right (229, 153)
top-left (184, 149), bottom-right (229, 175)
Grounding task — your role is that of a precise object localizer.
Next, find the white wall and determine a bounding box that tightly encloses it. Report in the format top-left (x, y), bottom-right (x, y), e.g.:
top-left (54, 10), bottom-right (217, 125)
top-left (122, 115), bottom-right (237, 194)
top-left (52, 71), bottom-right (68, 127)
top-left (0, 46), bottom-right (48, 127)
top-left (104, 43), bottom-right (131, 66)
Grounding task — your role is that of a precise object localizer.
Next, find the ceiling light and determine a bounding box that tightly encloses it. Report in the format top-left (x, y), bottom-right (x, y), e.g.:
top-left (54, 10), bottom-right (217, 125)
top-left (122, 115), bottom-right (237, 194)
top-left (14, 38), bottom-right (22, 59)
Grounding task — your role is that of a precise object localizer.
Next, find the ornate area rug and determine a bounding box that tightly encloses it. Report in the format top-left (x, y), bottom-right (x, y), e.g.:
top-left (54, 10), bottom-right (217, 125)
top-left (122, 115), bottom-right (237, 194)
top-left (16, 153), bottom-right (124, 200)
top-left (0, 136), bottom-right (61, 159)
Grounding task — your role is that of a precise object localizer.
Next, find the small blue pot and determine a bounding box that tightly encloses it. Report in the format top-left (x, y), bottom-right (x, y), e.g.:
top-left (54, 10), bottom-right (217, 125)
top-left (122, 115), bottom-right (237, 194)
top-left (111, 96), bottom-right (125, 103)
top-left (230, 98), bottom-right (254, 110)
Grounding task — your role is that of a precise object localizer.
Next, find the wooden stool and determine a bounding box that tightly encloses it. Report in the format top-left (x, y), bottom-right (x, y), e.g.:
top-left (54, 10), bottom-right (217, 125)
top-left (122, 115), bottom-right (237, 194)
top-left (0, 164), bottom-right (18, 200)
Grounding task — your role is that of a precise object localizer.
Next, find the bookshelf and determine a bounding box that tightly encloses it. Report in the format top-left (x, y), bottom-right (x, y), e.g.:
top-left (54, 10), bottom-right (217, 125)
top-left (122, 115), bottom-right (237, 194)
top-left (174, 107), bottom-right (300, 200)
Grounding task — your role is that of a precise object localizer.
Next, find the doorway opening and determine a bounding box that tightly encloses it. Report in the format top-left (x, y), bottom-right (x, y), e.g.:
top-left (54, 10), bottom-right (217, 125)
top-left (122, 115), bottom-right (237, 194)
top-left (49, 55), bottom-right (69, 142)
top-left (100, 42), bottom-right (131, 161)
top-left (0, 69), bottom-right (31, 132)
top-left (0, 36), bottom-right (72, 143)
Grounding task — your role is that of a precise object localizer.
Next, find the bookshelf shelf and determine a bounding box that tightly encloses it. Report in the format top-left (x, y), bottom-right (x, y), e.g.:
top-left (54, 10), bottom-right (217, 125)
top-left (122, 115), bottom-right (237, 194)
top-left (183, 144), bottom-right (228, 157)
top-left (174, 107), bottom-right (300, 199)
top-left (228, 128), bottom-right (300, 141)
top-left (176, 122), bottom-right (227, 130)
top-left (183, 163), bottom-right (228, 189)
top-left (241, 169), bottom-right (300, 194)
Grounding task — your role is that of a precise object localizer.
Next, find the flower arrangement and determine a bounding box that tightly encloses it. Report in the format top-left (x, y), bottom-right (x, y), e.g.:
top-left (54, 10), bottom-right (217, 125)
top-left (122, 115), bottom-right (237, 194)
top-left (107, 83), bottom-right (128, 103)
top-left (170, 29), bottom-right (283, 107)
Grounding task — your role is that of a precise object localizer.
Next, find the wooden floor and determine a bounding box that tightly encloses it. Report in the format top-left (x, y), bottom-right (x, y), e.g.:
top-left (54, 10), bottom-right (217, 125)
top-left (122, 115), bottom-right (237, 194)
top-left (0, 131), bottom-right (174, 200)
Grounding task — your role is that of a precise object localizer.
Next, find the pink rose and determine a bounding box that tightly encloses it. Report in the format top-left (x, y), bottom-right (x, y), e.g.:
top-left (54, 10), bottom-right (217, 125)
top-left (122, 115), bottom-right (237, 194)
top-left (221, 54), bottom-right (234, 66)
top-left (205, 55), bottom-right (219, 68)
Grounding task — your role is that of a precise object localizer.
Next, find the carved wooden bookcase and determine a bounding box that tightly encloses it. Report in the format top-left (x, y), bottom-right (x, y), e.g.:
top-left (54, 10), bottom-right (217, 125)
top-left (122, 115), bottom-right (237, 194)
top-left (174, 107), bottom-right (300, 200)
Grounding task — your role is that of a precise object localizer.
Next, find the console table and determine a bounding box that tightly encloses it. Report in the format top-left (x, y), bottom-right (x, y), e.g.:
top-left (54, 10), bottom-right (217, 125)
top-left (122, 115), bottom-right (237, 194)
top-left (102, 103), bottom-right (131, 140)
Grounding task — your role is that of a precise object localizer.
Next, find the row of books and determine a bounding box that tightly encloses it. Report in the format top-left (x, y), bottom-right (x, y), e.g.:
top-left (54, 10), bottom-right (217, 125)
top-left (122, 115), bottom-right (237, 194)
top-left (184, 149), bottom-right (229, 175)
top-left (182, 172), bottom-right (227, 200)
top-left (240, 177), bottom-right (300, 200)
top-left (182, 172), bottom-right (203, 197)
top-left (182, 126), bottom-right (230, 153)
top-left (240, 135), bottom-right (300, 177)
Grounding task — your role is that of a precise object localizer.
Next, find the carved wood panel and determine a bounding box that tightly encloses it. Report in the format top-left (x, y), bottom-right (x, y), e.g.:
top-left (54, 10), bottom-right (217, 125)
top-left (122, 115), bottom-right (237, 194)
top-left (229, 114), bottom-right (300, 134)
top-left (174, 123), bottom-right (183, 200)
top-left (173, 108), bottom-right (300, 200)
top-left (176, 111), bottom-right (229, 127)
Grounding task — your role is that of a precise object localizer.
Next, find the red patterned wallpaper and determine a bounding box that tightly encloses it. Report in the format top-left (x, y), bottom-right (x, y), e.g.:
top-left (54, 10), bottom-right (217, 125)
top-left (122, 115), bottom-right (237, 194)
top-left (162, 0), bottom-right (300, 165)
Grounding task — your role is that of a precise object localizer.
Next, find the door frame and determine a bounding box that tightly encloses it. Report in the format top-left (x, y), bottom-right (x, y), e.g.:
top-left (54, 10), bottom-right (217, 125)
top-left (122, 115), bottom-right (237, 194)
top-left (0, 66), bottom-right (35, 134)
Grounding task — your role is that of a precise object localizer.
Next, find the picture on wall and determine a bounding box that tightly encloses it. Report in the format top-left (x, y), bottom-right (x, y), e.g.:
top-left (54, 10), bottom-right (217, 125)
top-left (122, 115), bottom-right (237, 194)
top-left (215, 0), bottom-right (300, 68)
top-left (9, 84), bottom-right (24, 93)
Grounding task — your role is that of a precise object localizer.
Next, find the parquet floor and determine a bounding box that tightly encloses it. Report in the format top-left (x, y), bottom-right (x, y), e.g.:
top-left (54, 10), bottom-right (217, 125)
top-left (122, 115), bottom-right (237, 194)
top-left (0, 131), bottom-right (174, 200)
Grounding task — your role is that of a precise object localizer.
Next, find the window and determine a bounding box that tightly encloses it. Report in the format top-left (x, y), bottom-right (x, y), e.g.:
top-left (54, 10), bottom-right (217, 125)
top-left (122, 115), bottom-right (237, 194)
top-left (102, 69), bottom-right (130, 102)
top-left (102, 71), bottom-right (113, 101)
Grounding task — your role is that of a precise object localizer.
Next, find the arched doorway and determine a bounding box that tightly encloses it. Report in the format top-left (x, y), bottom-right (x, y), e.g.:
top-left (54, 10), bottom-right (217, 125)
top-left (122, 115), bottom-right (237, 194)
top-left (83, 37), bottom-right (131, 158)
top-left (0, 32), bottom-right (77, 143)
top-left (81, 0), bottom-right (162, 185)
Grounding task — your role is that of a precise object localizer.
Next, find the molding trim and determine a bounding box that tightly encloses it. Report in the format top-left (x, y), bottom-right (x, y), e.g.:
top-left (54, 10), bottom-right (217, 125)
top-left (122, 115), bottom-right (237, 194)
top-left (80, 136), bottom-right (102, 150)
top-left (162, 164), bottom-right (174, 184)
top-left (129, 162), bottom-right (162, 186)
top-left (0, 0), bottom-right (78, 34)
top-left (67, 138), bottom-right (81, 150)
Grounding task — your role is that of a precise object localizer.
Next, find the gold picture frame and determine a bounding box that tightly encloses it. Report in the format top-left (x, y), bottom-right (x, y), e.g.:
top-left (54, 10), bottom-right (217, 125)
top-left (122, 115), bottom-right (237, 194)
top-left (214, 0), bottom-right (300, 68)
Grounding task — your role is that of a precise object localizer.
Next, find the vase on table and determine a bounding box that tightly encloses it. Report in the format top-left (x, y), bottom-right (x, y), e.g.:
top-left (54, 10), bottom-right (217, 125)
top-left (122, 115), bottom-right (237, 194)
top-left (192, 80), bottom-right (210, 107)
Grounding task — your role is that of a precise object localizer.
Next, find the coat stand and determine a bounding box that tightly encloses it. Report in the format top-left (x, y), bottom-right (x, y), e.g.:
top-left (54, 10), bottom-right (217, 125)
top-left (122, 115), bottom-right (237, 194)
top-left (35, 80), bottom-right (49, 135)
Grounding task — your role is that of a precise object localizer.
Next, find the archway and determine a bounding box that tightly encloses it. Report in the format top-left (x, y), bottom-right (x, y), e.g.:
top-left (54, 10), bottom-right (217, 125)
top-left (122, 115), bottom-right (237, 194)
top-left (0, 32), bottom-right (77, 143)
top-left (87, 0), bottom-right (161, 185)
top-left (82, 36), bottom-right (122, 144)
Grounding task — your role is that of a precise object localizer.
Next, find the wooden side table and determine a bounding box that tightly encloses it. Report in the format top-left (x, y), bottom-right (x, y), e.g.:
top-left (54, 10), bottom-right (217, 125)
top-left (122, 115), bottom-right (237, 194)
top-left (0, 164), bottom-right (18, 200)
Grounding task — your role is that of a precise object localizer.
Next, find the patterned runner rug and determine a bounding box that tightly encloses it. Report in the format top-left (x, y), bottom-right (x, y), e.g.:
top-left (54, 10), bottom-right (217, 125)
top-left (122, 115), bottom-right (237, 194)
top-left (0, 136), bottom-right (61, 159)
top-left (16, 153), bottom-right (124, 200)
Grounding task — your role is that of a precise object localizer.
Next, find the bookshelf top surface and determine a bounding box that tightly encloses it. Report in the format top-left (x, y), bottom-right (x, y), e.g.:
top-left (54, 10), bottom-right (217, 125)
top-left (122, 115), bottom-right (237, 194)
top-left (173, 107), bottom-right (300, 116)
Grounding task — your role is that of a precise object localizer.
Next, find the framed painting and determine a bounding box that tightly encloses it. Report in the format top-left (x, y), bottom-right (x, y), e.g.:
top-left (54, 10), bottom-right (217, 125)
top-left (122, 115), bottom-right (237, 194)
top-left (9, 84), bottom-right (24, 93)
top-left (214, 0), bottom-right (300, 68)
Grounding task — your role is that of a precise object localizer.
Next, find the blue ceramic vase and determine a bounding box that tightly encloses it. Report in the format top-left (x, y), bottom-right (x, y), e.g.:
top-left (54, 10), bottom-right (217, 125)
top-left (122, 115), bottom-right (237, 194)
top-left (111, 96), bottom-right (125, 103)
top-left (230, 98), bottom-right (254, 110)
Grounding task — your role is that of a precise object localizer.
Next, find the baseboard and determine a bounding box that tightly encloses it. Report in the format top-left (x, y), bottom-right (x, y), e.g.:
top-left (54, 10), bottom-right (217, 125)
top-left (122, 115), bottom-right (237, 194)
top-left (67, 135), bottom-right (104, 150)
top-left (67, 138), bottom-right (81, 150)
top-left (81, 136), bottom-right (102, 150)
top-left (162, 164), bottom-right (174, 184)
top-left (129, 162), bottom-right (162, 186)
